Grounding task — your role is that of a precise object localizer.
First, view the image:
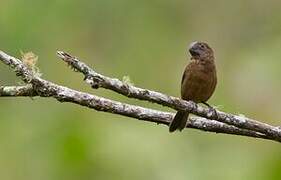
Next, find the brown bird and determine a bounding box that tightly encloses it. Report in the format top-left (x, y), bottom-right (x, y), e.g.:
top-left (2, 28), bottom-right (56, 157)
top-left (169, 41), bottom-right (217, 132)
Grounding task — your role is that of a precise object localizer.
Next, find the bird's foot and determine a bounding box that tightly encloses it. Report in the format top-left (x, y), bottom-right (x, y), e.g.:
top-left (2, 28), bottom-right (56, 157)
top-left (202, 102), bottom-right (218, 119)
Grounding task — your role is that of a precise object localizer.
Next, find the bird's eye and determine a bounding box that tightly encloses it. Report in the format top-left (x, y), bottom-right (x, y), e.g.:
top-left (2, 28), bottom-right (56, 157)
top-left (200, 44), bottom-right (205, 48)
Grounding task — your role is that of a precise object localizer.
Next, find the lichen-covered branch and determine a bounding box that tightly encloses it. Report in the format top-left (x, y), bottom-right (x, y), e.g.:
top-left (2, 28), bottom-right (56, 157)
top-left (0, 82), bottom-right (273, 141)
top-left (56, 51), bottom-right (281, 141)
top-left (0, 50), bottom-right (280, 143)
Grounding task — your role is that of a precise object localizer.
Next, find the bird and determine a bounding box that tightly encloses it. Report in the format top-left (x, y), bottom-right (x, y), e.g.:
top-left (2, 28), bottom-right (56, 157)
top-left (169, 41), bottom-right (217, 132)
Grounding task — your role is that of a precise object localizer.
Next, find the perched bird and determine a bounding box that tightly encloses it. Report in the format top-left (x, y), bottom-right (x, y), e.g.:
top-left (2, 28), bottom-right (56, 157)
top-left (169, 41), bottom-right (217, 132)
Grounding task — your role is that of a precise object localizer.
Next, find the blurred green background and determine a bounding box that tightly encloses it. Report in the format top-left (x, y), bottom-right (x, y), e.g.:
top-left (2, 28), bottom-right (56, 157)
top-left (1, 0), bottom-right (281, 179)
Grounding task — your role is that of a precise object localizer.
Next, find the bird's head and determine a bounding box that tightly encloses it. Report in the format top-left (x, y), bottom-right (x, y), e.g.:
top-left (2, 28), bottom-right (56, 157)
top-left (189, 41), bottom-right (214, 60)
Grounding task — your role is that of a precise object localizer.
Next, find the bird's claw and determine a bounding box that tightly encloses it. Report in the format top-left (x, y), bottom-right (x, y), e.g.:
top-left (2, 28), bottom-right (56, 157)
top-left (209, 106), bottom-right (218, 119)
top-left (202, 102), bottom-right (218, 119)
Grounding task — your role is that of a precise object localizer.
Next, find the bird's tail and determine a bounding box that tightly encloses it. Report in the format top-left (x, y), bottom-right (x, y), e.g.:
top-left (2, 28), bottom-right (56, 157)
top-left (169, 111), bottom-right (189, 132)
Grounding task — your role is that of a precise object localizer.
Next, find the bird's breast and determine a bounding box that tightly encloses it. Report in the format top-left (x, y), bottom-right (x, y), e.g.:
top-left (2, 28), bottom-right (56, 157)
top-left (181, 61), bottom-right (217, 102)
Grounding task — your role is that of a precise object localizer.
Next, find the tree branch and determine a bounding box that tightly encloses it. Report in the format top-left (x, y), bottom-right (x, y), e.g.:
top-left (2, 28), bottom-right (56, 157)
top-left (56, 51), bottom-right (281, 141)
top-left (0, 50), bottom-right (280, 143)
top-left (0, 85), bottom-right (272, 141)
top-left (0, 85), bottom-right (36, 96)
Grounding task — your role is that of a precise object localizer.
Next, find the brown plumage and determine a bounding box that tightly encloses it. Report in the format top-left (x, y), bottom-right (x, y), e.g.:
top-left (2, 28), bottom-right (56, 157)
top-left (169, 41), bottom-right (217, 132)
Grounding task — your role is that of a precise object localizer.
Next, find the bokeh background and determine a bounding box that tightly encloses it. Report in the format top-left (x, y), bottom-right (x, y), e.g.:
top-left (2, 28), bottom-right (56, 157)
top-left (1, 0), bottom-right (281, 179)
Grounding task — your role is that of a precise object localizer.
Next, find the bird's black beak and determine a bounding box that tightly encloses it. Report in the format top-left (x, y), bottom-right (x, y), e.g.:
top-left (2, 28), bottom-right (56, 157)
top-left (189, 47), bottom-right (200, 57)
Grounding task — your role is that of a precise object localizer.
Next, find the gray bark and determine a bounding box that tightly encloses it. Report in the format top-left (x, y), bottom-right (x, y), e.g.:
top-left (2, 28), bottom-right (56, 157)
top-left (0, 50), bottom-right (280, 143)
